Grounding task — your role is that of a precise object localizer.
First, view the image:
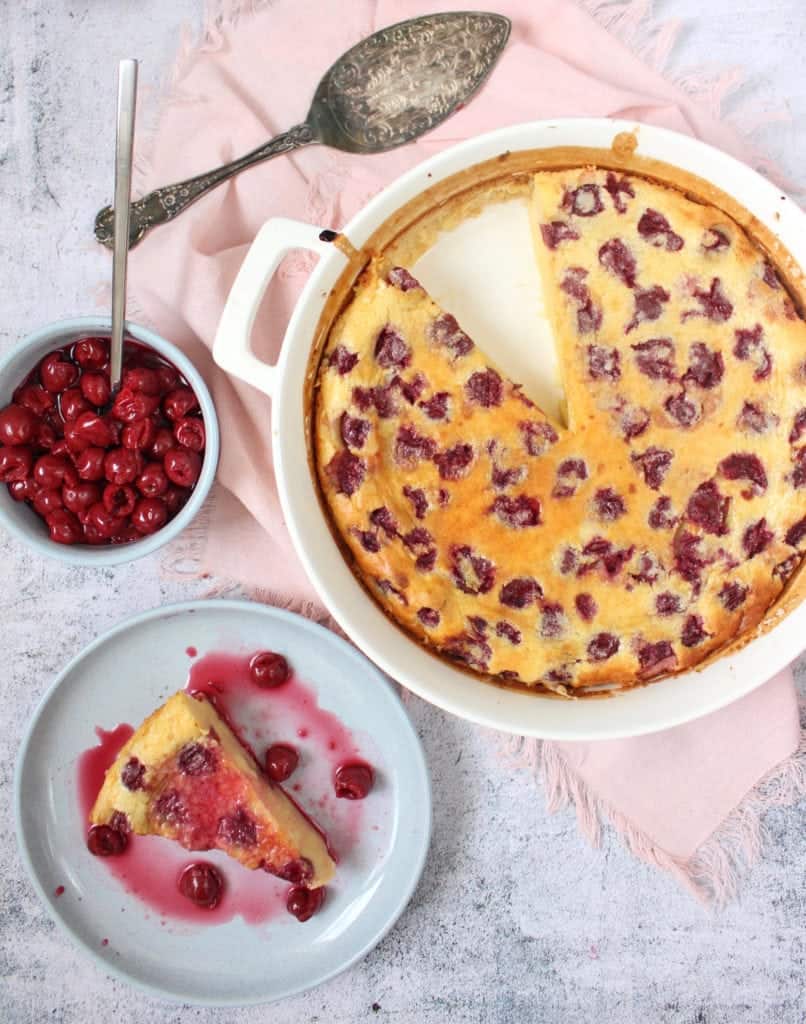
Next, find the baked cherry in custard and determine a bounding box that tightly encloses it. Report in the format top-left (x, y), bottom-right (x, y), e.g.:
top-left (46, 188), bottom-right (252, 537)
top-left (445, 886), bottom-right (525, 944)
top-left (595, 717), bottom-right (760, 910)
top-left (1, 336), bottom-right (206, 545)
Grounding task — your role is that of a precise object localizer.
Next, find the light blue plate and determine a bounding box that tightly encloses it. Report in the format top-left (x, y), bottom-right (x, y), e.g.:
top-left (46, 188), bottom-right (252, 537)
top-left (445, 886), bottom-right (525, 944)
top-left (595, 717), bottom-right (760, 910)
top-left (14, 599), bottom-right (431, 1006)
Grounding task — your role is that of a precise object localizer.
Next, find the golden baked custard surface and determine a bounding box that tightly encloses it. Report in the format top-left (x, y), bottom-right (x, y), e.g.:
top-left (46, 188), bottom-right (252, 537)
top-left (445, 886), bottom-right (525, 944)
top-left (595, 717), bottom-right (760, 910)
top-left (314, 168), bottom-right (806, 694)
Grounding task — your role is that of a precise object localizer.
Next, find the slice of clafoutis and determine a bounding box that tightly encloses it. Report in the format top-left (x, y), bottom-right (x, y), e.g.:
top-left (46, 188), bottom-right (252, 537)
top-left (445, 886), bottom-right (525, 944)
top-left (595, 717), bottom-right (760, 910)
top-left (90, 691), bottom-right (335, 888)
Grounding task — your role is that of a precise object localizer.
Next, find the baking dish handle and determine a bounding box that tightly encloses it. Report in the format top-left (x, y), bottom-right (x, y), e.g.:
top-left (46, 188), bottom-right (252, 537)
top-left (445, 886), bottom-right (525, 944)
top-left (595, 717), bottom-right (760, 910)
top-left (213, 217), bottom-right (334, 398)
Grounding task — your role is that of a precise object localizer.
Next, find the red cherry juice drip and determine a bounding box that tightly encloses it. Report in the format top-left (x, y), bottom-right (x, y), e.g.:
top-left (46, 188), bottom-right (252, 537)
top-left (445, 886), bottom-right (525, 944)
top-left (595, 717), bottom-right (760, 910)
top-left (186, 646), bottom-right (197, 657)
top-left (54, 886), bottom-right (65, 898)
top-left (185, 651), bottom-right (359, 766)
top-left (77, 724), bottom-right (133, 818)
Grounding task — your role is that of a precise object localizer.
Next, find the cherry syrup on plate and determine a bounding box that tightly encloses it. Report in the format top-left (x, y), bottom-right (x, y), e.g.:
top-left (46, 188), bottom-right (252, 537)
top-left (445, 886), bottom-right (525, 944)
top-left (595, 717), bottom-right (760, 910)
top-left (76, 648), bottom-right (376, 928)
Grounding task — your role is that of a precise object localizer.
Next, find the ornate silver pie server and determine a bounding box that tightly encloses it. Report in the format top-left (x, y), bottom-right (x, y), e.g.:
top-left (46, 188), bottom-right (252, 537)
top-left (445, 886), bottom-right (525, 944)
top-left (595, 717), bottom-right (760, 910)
top-left (94, 11), bottom-right (510, 249)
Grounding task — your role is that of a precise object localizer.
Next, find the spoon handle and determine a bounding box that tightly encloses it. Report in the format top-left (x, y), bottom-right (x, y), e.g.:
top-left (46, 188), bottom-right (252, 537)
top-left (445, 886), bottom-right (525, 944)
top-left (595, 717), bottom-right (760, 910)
top-left (94, 122), bottom-right (316, 250)
top-left (110, 59), bottom-right (138, 391)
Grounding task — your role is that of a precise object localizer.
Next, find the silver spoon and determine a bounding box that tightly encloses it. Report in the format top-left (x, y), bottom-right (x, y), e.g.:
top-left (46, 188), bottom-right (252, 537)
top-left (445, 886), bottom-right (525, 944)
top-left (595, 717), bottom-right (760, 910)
top-left (109, 58), bottom-right (138, 395)
top-left (94, 11), bottom-right (510, 250)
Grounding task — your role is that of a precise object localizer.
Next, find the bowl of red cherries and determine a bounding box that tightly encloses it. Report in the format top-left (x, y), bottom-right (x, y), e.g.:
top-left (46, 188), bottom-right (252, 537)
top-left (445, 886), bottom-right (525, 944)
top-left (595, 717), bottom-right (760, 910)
top-left (0, 317), bottom-right (218, 564)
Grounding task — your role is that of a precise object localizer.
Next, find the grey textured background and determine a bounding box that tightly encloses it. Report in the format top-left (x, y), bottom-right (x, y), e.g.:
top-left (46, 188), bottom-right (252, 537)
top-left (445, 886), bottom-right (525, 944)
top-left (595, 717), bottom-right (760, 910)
top-left (1, 1), bottom-right (805, 1021)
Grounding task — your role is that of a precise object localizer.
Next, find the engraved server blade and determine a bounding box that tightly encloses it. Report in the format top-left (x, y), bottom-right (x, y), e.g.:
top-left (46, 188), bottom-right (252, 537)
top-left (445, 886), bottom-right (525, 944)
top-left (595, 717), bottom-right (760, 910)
top-left (94, 12), bottom-right (511, 248)
top-left (308, 11), bottom-right (511, 152)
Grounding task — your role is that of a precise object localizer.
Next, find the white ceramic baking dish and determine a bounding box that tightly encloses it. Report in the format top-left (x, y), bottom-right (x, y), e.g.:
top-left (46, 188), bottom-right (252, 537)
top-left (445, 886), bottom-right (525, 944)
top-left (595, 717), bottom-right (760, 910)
top-left (213, 117), bottom-right (806, 740)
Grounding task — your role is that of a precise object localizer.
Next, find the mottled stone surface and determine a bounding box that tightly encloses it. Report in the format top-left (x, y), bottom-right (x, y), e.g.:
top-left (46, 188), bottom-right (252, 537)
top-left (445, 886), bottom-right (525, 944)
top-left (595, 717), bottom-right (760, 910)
top-left (1, 1), bottom-right (805, 1021)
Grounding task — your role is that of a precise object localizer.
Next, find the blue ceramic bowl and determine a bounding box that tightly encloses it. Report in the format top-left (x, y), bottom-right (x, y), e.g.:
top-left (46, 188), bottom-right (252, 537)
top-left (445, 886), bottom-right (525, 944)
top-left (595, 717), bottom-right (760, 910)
top-left (0, 316), bottom-right (219, 566)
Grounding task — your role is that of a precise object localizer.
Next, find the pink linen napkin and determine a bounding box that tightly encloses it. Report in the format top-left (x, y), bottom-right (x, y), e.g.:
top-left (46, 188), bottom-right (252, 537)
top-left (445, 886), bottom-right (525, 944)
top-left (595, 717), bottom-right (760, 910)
top-left (125, 0), bottom-right (805, 903)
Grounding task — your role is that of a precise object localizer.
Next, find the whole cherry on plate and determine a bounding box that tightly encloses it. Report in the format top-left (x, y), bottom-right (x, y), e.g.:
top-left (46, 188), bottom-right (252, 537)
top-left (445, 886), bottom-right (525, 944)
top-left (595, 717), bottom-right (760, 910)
top-left (286, 884), bottom-right (325, 923)
top-left (250, 651), bottom-right (291, 688)
top-left (0, 321), bottom-right (218, 563)
top-left (333, 761), bottom-right (375, 800)
top-left (86, 823), bottom-right (128, 857)
top-left (265, 743), bottom-right (299, 782)
top-left (178, 862), bottom-right (224, 909)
